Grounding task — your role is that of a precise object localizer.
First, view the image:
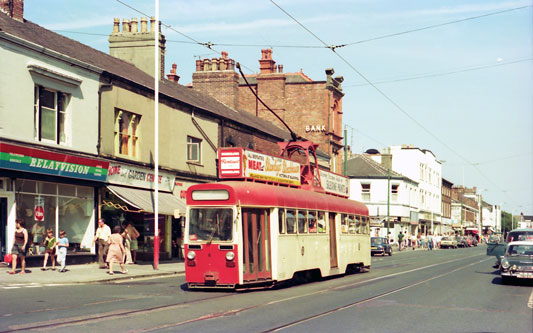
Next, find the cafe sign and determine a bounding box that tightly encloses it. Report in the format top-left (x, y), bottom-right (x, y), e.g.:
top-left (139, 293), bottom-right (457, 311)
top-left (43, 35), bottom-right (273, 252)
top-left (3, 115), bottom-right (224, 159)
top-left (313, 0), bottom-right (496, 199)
top-left (107, 163), bottom-right (175, 192)
top-left (219, 148), bottom-right (301, 186)
top-left (0, 143), bottom-right (108, 181)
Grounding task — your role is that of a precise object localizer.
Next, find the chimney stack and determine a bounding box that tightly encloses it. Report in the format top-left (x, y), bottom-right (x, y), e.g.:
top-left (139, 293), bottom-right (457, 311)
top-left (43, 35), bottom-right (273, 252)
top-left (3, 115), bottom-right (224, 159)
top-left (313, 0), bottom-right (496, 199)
top-left (166, 63), bottom-right (180, 83)
top-left (381, 153), bottom-right (392, 170)
top-left (1, 0), bottom-right (24, 21)
top-left (259, 49), bottom-right (276, 74)
top-left (109, 17), bottom-right (166, 79)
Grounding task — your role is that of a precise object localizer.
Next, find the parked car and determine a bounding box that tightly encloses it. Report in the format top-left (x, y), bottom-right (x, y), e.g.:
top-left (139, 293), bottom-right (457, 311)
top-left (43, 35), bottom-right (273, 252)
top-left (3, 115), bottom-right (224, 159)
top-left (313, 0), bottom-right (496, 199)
top-left (456, 236), bottom-right (468, 248)
top-left (440, 236), bottom-right (457, 249)
top-left (371, 237), bottom-right (392, 256)
top-left (500, 241), bottom-right (533, 284)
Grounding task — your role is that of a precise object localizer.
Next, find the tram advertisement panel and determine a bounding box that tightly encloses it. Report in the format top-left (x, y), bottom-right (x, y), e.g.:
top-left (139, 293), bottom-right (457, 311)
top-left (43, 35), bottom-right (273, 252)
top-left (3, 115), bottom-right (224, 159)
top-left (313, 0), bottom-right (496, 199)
top-left (319, 169), bottom-right (350, 197)
top-left (218, 148), bottom-right (301, 186)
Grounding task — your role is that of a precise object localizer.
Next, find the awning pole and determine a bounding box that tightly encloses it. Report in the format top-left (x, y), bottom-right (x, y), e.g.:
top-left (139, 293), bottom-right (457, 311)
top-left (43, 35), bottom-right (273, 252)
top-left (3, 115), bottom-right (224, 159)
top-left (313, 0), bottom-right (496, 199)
top-left (153, 0), bottom-right (160, 270)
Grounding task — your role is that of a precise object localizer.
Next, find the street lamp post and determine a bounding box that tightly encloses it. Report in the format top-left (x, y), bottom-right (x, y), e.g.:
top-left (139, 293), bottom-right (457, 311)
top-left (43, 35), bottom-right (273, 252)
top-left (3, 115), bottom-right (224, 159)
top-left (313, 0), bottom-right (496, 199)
top-left (387, 168), bottom-right (390, 236)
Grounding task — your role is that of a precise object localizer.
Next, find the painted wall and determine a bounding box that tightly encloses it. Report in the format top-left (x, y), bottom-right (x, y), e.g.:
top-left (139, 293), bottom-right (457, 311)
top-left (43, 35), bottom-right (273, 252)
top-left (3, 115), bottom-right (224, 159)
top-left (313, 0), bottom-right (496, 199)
top-left (99, 85), bottom-right (218, 177)
top-left (0, 34), bottom-right (100, 154)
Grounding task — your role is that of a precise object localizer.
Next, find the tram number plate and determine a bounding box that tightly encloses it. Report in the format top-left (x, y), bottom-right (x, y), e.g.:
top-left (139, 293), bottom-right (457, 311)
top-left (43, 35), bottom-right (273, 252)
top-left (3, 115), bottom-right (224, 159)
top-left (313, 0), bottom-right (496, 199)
top-left (517, 273), bottom-right (533, 279)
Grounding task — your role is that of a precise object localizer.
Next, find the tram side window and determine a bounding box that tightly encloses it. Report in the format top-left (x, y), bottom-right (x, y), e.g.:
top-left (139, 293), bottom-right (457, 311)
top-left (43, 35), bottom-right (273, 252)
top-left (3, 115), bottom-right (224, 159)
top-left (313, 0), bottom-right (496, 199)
top-left (278, 209), bottom-right (285, 234)
top-left (308, 211), bottom-right (317, 233)
top-left (364, 216), bottom-right (370, 234)
top-left (341, 214), bottom-right (348, 234)
top-left (317, 211), bottom-right (326, 233)
top-left (348, 215), bottom-right (356, 234)
top-left (286, 210), bottom-right (297, 234)
top-left (355, 215), bottom-right (361, 234)
top-left (297, 211), bottom-right (307, 234)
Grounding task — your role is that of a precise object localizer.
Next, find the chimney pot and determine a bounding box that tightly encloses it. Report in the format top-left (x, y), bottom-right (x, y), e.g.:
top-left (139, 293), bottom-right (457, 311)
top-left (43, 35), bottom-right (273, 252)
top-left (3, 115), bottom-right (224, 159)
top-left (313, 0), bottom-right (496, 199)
top-left (203, 58), bottom-right (212, 71)
top-left (212, 58), bottom-right (219, 71)
top-left (278, 64), bottom-right (283, 73)
top-left (130, 18), bottom-right (138, 33)
top-left (228, 59), bottom-right (235, 71)
top-left (220, 58), bottom-right (227, 70)
top-left (113, 18), bottom-right (120, 33)
top-left (222, 51), bottom-right (228, 59)
top-left (196, 59), bottom-right (204, 72)
top-left (166, 63), bottom-right (180, 83)
top-left (122, 19), bottom-right (130, 33)
top-left (140, 17), bottom-right (148, 32)
top-left (259, 48), bottom-right (276, 74)
top-left (150, 17), bottom-right (156, 32)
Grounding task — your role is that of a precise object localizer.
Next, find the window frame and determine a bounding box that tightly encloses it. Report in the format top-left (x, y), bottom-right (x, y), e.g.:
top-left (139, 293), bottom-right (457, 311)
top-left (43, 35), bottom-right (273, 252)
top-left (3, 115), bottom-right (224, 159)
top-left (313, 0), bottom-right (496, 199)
top-left (361, 183), bottom-right (371, 201)
top-left (34, 85), bottom-right (69, 144)
top-left (114, 109), bottom-right (140, 158)
top-left (187, 136), bottom-right (202, 164)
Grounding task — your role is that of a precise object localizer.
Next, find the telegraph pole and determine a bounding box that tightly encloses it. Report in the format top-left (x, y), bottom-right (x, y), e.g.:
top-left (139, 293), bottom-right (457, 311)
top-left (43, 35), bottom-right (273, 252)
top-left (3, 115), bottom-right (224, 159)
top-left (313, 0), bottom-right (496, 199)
top-left (387, 168), bottom-right (390, 235)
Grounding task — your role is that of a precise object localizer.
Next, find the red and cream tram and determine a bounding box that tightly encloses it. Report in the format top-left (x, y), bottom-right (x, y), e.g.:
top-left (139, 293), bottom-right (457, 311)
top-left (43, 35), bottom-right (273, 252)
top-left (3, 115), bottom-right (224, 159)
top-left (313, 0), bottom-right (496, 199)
top-left (185, 143), bottom-right (371, 289)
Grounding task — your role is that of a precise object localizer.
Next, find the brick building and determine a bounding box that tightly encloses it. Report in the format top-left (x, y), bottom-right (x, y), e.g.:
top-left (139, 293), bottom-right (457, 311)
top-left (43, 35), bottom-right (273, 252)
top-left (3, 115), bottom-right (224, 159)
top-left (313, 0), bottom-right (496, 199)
top-left (192, 49), bottom-right (346, 173)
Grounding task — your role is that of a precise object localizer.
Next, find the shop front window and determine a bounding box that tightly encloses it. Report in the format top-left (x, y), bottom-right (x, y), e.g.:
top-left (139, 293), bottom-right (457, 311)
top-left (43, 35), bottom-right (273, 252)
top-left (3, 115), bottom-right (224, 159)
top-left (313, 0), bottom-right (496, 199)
top-left (15, 180), bottom-right (94, 256)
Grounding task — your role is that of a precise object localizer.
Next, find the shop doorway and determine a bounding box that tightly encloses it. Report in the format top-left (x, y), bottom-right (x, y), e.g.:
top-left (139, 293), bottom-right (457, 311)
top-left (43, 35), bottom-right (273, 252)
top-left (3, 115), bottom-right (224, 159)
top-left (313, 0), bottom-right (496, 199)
top-left (0, 198), bottom-right (7, 257)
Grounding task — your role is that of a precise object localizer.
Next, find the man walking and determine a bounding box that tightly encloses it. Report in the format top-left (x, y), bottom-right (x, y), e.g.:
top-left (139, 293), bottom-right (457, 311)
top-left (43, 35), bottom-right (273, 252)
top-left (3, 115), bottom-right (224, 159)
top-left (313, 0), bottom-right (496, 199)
top-left (93, 218), bottom-right (111, 269)
top-left (398, 232), bottom-right (404, 251)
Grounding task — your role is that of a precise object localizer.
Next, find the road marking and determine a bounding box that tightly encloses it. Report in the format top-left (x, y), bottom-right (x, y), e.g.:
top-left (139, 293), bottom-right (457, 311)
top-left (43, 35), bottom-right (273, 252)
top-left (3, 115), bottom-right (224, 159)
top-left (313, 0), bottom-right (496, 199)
top-left (528, 290), bottom-right (533, 309)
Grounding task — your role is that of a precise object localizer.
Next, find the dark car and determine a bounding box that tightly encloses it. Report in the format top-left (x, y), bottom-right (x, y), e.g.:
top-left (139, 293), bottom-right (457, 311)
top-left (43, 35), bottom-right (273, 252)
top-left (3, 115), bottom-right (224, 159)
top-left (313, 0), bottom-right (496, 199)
top-left (487, 228), bottom-right (533, 268)
top-left (456, 236), bottom-right (468, 248)
top-left (371, 237), bottom-right (392, 256)
top-left (500, 241), bottom-right (533, 284)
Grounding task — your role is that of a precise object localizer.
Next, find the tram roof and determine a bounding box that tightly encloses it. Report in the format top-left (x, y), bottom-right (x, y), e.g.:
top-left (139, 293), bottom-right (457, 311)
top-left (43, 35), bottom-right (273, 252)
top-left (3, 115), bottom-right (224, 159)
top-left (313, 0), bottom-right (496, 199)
top-left (187, 181), bottom-right (368, 216)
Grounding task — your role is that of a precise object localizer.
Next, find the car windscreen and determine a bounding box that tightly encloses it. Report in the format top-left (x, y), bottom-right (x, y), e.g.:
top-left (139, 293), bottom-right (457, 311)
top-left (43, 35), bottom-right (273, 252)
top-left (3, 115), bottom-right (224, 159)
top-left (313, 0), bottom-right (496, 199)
top-left (507, 244), bottom-right (533, 256)
top-left (371, 238), bottom-right (384, 245)
top-left (506, 231), bottom-right (533, 242)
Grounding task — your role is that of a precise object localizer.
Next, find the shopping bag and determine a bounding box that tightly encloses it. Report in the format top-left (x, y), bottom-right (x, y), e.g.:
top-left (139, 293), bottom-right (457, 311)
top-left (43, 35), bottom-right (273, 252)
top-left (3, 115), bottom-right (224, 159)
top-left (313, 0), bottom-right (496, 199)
top-left (4, 254), bottom-right (12, 264)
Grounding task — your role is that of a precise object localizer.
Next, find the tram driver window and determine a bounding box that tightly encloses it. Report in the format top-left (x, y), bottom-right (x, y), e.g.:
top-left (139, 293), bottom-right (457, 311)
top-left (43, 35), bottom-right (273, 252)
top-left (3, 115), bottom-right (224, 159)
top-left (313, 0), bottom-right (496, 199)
top-left (308, 211), bottom-right (317, 233)
top-left (278, 209), bottom-right (285, 234)
top-left (297, 211), bottom-right (307, 234)
top-left (317, 211), bottom-right (326, 233)
top-left (341, 214), bottom-right (348, 233)
top-left (286, 210), bottom-right (296, 234)
top-left (348, 215), bottom-right (356, 234)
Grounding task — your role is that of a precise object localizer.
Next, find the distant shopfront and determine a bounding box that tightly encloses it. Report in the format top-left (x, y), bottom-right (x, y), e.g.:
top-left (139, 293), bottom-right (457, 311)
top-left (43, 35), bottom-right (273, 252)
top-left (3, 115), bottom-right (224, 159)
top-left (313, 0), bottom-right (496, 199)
top-left (101, 162), bottom-right (186, 260)
top-left (0, 142), bottom-right (108, 258)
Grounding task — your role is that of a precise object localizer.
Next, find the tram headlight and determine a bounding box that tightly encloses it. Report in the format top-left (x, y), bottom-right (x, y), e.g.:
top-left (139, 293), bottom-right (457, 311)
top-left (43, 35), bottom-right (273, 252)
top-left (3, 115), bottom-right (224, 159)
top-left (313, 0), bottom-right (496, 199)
top-left (501, 258), bottom-right (510, 269)
top-left (187, 251), bottom-right (196, 260)
top-left (225, 251), bottom-right (235, 261)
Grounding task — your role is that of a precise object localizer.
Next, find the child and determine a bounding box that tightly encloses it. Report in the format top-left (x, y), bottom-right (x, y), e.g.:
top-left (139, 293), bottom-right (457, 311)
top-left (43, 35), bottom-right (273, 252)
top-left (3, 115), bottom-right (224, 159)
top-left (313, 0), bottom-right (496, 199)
top-left (56, 230), bottom-right (69, 272)
top-left (41, 228), bottom-right (56, 271)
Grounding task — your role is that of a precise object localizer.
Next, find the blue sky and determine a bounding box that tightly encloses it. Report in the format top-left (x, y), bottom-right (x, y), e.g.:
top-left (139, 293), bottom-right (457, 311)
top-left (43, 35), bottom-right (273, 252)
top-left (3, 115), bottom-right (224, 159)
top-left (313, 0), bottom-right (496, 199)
top-left (24, 0), bottom-right (532, 215)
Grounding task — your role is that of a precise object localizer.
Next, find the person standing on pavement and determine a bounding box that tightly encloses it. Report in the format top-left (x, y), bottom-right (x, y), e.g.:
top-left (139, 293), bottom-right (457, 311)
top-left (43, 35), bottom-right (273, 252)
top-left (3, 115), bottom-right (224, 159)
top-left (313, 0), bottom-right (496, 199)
top-left (93, 218), bottom-right (111, 269)
top-left (41, 228), bottom-right (56, 271)
top-left (427, 234), bottom-right (434, 251)
top-left (9, 218), bottom-right (28, 274)
top-left (56, 230), bottom-right (69, 272)
top-left (106, 226), bottom-right (127, 275)
top-left (121, 222), bottom-right (133, 264)
top-left (398, 232), bottom-right (404, 251)
top-left (125, 222), bottom-right (140, 264)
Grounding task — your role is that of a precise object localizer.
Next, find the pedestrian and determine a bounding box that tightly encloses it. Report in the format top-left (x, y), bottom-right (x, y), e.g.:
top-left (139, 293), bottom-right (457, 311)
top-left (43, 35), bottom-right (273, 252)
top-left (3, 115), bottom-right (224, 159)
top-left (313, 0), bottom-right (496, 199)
top-left (9, 218), bottom-right (28, 274)
top-left (411, 234), bottom-right (417, 250)
top-left (428, 234), bottom-right (434, 251)
top-left (56, 230), bottom-right (69, 272)
top-left (107, 226), bottom-right (127, 275)
top-left (121, 222), bottom-right (133, 264)
top-left (125, 222), bottom-right (140, 264)
top-left (398, 232), bottom-right (404, 251)
top-left (41, 228), bottom-right (56, 271)
top-left (93, 218), bottom-right (111, 269)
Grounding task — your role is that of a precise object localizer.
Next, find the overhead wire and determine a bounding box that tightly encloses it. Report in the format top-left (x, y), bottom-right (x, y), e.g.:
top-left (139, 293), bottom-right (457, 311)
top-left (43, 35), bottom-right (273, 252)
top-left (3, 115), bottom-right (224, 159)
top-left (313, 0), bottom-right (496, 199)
top-left (269, 0), bottom-right (516, 200)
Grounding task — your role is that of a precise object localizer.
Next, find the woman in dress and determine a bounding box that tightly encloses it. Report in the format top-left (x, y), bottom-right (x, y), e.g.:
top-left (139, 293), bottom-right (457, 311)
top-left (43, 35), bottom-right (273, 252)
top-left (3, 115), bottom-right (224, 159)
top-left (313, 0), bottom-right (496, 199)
top-left (121, 222), bottom-right (133, 264)
top-left (106, 226), bottom-right (127, 275)
top-left (10, 218), bottom-right (28, 274)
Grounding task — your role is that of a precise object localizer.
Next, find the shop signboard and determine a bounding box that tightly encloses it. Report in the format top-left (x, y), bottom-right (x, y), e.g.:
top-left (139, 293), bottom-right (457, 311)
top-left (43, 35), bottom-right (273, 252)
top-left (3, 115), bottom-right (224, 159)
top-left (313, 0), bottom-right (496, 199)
top-left (107, 163), bottom-right (175, 192)
top-left (218, 148), bottom-right (301, 186)
top-left (0, 143), bottom-right (108, 181)
top-left (318, 169), bottom-right (350, 197)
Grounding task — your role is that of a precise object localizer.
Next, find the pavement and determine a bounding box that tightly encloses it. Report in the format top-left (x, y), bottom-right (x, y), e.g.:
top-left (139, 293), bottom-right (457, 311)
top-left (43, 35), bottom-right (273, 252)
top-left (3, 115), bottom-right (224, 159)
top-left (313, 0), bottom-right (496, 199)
top-left (0, 260), bottom-right (185, 286)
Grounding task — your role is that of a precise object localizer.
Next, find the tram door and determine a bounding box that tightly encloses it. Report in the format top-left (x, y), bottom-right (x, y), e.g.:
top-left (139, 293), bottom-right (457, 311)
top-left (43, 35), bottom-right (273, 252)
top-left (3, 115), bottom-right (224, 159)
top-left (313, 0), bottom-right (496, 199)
top-left (242, 208), bottom-right (272, 282)
top-left (329, 213), bottom-right (338, 268)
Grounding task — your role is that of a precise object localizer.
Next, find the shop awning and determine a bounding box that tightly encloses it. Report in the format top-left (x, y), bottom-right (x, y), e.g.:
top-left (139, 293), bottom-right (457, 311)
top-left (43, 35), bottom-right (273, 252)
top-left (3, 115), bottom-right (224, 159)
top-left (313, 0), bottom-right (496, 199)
top-left (107, 185), bottom-right (186, 216)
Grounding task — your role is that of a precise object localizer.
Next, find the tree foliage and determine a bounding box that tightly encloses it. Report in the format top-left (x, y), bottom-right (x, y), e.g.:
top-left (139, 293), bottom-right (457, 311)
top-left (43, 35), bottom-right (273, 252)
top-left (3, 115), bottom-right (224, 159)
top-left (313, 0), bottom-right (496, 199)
top-left (501, 211), bottom-right (514, 233)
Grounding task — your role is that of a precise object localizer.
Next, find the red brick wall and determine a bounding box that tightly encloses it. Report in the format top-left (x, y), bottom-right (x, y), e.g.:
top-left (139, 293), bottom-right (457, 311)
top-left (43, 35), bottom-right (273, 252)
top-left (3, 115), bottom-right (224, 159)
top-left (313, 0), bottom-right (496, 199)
top-left (0, 0), bottom-right (24, 21)
top-left (193, 71), bottom-right (240, 110)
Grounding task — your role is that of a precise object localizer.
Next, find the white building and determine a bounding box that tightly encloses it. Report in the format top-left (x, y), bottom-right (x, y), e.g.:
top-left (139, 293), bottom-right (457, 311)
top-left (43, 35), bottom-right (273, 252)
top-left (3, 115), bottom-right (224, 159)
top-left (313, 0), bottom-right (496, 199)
top-left (481, 202), bottom-right (502, 233)
top-left (346, 154), bottom-right (419, 241)
top-left (369, 145), bottom-right (443, 235)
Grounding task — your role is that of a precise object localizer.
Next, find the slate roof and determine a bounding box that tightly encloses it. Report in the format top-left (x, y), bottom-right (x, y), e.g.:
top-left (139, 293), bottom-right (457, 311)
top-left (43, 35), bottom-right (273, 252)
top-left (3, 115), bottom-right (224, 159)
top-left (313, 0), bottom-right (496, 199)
top-left (0, 13), bottom-right (291, 141)
top-left (345, 154), bottom-right (418, 184)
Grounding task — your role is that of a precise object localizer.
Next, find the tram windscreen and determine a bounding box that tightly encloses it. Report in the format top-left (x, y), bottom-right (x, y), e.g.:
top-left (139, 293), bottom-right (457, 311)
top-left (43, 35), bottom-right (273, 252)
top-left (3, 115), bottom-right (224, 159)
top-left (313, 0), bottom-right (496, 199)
top-left (188, 208), bottom-right (233, 242)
